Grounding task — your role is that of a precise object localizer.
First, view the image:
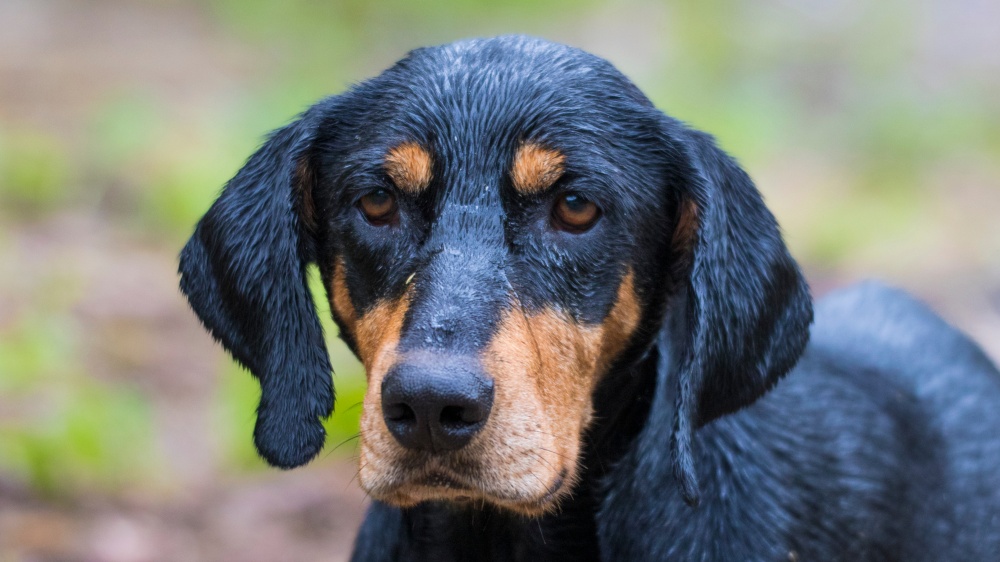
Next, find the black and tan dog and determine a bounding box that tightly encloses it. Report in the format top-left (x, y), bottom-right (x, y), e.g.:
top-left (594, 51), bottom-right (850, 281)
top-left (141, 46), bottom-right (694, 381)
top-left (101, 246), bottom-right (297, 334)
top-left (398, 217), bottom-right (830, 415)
top-left (179, 36), bottom-right (1000, 561)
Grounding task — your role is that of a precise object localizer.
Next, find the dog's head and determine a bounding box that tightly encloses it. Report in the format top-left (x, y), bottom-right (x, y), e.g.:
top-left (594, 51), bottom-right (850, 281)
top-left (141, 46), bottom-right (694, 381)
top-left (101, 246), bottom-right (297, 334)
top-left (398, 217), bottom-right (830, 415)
top-left (179, 36), bottom-right (811, 515)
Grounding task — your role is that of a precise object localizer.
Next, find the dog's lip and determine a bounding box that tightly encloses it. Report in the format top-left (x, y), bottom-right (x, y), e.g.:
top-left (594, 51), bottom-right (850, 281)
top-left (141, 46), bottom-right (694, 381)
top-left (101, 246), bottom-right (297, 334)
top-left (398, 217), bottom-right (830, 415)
top-left (511, 467), bottom-right (567, 509)
top-left (481, 467), bottom-right (569, 509)
top-left (537, 469), bottom-right (567, 503)
top-left (414, 470), bottom-right (474, 491)
top-left (379, 466), bottom-right (571, 511)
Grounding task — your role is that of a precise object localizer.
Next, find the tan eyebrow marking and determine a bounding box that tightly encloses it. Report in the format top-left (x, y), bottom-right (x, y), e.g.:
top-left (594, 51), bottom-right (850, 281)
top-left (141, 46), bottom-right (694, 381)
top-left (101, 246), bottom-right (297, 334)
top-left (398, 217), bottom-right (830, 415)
top-left (511, 142), bottom-right (566, 194)
top-left (384, 142), bottom-right (433, 194)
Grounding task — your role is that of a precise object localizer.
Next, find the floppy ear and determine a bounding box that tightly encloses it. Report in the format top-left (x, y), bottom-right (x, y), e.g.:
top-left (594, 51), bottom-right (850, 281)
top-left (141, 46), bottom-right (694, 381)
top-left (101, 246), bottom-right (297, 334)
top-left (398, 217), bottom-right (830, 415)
top-left (663, 126), bottom-right (813, 505)
top-left (178, 104), bottom-right (334, 469)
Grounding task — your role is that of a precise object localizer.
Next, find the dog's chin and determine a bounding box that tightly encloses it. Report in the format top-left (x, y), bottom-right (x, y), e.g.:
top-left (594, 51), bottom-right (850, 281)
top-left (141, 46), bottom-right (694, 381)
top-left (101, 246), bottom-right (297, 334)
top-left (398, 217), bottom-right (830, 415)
top-left (362, 466), bottom-right (573, 517)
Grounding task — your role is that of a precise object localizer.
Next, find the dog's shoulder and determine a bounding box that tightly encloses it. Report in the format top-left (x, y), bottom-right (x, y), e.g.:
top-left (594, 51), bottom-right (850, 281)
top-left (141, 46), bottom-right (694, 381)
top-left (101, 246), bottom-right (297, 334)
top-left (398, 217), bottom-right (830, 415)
top-left (810, 281), bottom-right (999, 379)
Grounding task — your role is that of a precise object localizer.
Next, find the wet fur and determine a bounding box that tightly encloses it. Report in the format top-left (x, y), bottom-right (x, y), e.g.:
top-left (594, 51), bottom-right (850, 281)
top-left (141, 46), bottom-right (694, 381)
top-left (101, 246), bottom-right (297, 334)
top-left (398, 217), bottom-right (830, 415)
top-left (179, 36), bottom-right (1000, 561)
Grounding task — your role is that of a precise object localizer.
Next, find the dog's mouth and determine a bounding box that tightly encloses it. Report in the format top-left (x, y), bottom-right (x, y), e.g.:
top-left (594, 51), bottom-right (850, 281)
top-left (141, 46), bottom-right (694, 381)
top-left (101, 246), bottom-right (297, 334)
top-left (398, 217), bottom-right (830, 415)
top-left (414, 470), bottom-right (472, 491)
top-left (364, 460), bottom-right (572, 515)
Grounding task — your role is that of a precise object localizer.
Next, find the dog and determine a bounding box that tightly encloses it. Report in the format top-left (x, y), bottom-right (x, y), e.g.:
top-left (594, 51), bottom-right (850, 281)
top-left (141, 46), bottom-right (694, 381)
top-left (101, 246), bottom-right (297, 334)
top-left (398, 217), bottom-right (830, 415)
top-left (179, 36), bottom-right (1000, 561)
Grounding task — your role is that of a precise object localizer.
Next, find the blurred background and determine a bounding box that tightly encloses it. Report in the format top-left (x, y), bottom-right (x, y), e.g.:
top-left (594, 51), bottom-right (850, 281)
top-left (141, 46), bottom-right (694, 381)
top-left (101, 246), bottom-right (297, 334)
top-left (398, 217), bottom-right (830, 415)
top-left (0, 0), bottom-right (997, 560)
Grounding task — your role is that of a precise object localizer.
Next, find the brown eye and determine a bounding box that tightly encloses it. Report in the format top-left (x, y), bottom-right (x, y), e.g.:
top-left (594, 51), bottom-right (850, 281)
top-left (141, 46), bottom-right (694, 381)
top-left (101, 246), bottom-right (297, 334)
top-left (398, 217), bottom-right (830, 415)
top-left (359, 189), bottom-right (398, 225)
top-left (552, 193), bottom-right (600, 232)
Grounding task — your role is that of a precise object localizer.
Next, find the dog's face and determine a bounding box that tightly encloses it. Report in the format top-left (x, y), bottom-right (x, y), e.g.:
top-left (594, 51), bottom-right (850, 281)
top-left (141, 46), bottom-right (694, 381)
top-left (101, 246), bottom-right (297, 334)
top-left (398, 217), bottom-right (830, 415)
top-left (309, 41), bottom-right (684, 514)
top-left (180, 37), bottom-right (811, 516)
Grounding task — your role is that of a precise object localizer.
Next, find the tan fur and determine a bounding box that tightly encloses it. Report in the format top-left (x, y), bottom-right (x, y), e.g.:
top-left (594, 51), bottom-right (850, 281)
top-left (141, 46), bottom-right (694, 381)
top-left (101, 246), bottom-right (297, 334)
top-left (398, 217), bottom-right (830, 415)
top-left (330, 260), bottom-right (357, 335)
top-left (330, 259), bottom-right (413, 492)
top-left (672, 198), bottom-right (699, 255)
top-left (511, 142), bottom-right (566, 194)
top-left (355, 269), bottom-right (641, 515)
top-left (670, 199), bottom-right (700, 280)
top-left (329, 261), bottom-right (410, 372)
top-left (294, 157), bottom-right (318, 234)
top-left (384, 142), bottom-right (433, 194)
top-left (355, 296), bottom-right (410, 491)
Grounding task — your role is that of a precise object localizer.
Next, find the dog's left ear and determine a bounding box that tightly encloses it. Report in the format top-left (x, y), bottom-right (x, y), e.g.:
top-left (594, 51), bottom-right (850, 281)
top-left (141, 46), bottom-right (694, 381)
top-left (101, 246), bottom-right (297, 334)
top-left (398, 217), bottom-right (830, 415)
top-left (661, 124), bottom-right (813, 505)
top-left (178, 101), bottom-right (336, 469)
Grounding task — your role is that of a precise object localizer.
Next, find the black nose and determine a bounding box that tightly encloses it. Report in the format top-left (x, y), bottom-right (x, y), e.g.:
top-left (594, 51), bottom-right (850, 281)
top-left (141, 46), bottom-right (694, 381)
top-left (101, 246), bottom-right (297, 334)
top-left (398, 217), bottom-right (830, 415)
top-left (380, 361), bottom-right (494, 453)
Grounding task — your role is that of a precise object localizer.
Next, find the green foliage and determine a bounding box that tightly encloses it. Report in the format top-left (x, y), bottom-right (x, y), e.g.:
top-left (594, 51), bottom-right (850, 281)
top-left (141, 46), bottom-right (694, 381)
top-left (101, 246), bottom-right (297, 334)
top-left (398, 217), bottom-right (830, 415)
top-left (87, 93), bottom-right (166, 172)
top-left (137, 151), bottom-right (231, 242)
top-left (801, 190), bottom-right (926, 264)
top-left (0, 129), bottom-right (73, 215)
top-left (212, 359), bottom-right (268, 471)
top-left (0, 315), bottom-right (157, 496)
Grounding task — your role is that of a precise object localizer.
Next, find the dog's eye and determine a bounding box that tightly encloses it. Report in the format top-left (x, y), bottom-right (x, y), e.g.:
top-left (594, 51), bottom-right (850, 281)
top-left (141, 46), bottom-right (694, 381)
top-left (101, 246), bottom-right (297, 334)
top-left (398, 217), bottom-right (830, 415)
top-left (359, 189), bottom-right (399, 225)
top-left (552, 193), bottom-right (600, 233)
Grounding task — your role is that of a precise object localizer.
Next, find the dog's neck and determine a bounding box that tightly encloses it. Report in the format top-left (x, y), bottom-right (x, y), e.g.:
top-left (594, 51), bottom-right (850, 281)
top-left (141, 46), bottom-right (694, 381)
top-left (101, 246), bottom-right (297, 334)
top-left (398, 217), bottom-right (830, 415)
top-left (372, 351), bottom-right (659, 562)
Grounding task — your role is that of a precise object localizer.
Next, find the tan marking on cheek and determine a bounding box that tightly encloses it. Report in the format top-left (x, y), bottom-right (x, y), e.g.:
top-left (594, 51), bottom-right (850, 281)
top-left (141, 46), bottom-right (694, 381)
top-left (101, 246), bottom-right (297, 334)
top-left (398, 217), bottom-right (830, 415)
top-left (511, 142), bottom-right (565, 194)
top-left (330, 260), bottom-right (357, 335)
top-left (354, 294), bottom-right (410, 375)
top-left (329, 259), bottom-right (410, 376)
top-left (478, 307), bottom-right (573, 510)
top-left (474, 269), bottom-right (642, 510)
top-left (597, 270), bottom-right (642, 367)
top-left (523, 269), bottom-right (641, 410)
top-left (384, 142), bottom-right (433, 194)
top-left (354, 288), bottom-right (412, 496)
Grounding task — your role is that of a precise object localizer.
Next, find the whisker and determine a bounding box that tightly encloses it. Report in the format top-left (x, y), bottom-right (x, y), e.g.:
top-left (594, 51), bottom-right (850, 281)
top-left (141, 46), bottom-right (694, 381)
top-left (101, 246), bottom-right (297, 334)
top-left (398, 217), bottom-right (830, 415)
top-left (525, 469), bottom-right (548, 491)
top-left (521, 427), bottom-right (563, 440)
top-left (532, 446), bottom-right (575, 463)
top-left (333, 433), bottom-right (362, 452)
top-left (527, 449), bottom-right (559, 472)
top-left (350, 461), bottom-right (369, 488)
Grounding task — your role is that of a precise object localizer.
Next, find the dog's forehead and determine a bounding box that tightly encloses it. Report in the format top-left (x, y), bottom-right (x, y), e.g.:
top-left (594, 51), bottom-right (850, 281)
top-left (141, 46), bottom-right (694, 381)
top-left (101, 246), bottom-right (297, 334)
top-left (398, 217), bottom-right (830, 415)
top-left (398, 36), bottom-right (615, 101)
top-left (358, 36), bottom-right (653, 153)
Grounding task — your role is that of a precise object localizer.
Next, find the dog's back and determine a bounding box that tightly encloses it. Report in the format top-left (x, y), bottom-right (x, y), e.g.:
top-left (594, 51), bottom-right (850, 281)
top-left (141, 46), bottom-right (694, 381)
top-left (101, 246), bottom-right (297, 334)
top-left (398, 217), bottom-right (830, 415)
top-left (811, 282), bottom-right (1000, 557)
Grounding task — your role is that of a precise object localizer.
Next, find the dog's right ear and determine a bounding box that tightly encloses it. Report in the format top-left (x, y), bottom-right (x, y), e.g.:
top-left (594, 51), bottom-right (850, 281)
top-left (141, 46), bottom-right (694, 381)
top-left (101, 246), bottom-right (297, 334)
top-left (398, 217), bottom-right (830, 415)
top-left (178, 101), bottom-right (336, 469)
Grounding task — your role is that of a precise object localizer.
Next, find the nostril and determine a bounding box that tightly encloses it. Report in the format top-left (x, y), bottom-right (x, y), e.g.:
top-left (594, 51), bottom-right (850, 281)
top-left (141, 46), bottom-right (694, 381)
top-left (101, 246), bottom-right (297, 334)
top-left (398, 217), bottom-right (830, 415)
top-left (440, 405), bottom-right (472, 428)
top-left (384, 402), bottom-right (416, 423)
top-left (441, 403), bottom-right (487, 427)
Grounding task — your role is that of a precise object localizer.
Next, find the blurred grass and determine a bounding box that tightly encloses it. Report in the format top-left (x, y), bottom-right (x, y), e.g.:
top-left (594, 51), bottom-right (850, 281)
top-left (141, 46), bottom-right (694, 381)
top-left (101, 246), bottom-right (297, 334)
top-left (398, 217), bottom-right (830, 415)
top-left (0, 302), bottom-right (157, 496)
top-left (0, 129), bottom-right (74, 216)
top-left (0, 0), bottom-right (997, 502)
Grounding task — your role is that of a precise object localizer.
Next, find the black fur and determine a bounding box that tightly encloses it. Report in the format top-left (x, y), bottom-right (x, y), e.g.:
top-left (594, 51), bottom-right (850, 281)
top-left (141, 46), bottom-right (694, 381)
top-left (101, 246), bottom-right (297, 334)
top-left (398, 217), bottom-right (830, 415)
top-left (179, 102), bottom-right (337, 468)
top-left (179, 36), bottom-right (1000, 560)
